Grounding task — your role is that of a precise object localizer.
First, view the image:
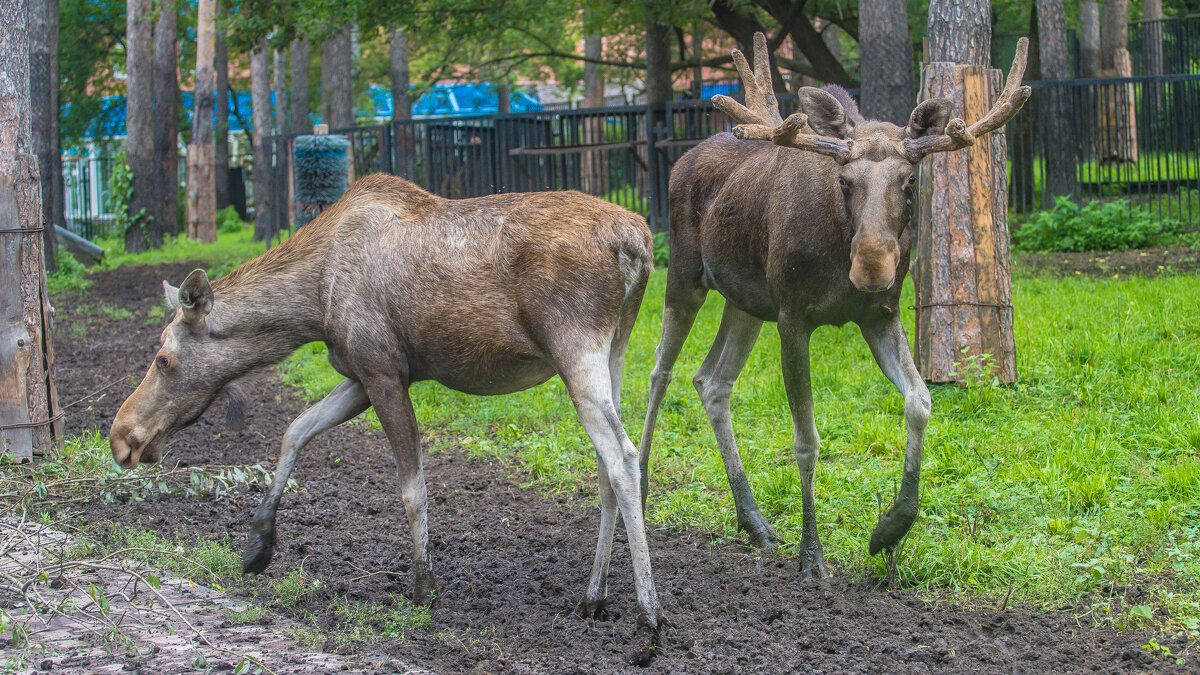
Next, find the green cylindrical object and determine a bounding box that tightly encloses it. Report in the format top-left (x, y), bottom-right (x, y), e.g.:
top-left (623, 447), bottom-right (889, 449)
top-left (293, 135), bottom-right (350, 227)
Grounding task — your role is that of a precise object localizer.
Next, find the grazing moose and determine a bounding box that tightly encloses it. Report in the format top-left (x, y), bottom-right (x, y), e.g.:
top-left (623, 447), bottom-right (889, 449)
top-left (108, 174), bottom-right (662, 660)
top-left (639, 33), bottom-right (1030, 578)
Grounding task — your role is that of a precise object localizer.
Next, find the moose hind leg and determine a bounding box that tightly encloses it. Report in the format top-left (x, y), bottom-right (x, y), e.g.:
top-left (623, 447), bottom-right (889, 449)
top-left (244, 378), bottom-right (370, 574)
top-left (692, 304), bottom-right (777, 547)
top-left (361, 375), bottom-right (436, 605)
top-left (778, 319), bottom-right (827, 580)
top-left (577, 460), bottom-right (617, 620)
top-left (561, 351), bottom-right (661, 663)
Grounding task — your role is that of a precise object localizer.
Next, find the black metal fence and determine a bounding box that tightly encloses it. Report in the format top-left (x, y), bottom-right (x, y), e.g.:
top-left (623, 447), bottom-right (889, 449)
top-left (62, 155), bottom-right (121, 240)
top-left (259, 73), bottom-right (1200, 238)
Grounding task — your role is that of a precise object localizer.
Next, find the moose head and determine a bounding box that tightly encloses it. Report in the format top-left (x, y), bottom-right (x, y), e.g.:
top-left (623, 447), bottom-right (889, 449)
top-left (713, 34), bottom-right (1031, 293)
top-left (109, 269), bottom-right (246, 468)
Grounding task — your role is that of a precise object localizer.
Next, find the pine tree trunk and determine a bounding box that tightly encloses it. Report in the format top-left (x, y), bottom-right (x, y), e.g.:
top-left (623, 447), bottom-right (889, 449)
top-left (926, 0), bottom-right (991, 65)
top-left (583, 35), bottom-right (603, 106)
top-left (859, 0), bottom-right (915, 125)
top-left (1080, 2), bottom-right (1101, 77)
top-left (273, 47), bottom-right (287, 133)
top-left (28, 0), bottom-right (57, 268)
top-left (1142, 0), bottom-right (1163, 75)
top-left (1101, 0), bottom-right (1128, 70)
top-left (389, 29), bottom-right (411, 120)
top-left (644, 14), bottom-right (672, 107)
top-left (290, 37), bottom-right (310, 132)
top-left (1099, 0), bottom-right (1137, 162)
top-left (251, 38), bottom-right (270, 241)
top-left (321, 25), bottom-right (353, 129)
top-left (214, 22), bottom-right (229, 211)
top-left (1, 0), bottom-right (62, 458)
top-left (496, 83), bottom-right (510, 114)
top-left (186, 0), bottom-right (216, 242)
top-left (1036, 0), bottom-right (1077, 205)
top-left (152, 0), bottom-right (178, 236)
top-left (581, 34), bottom-right (606, 193)
top-left (125, 0), bottom-right (156, 251)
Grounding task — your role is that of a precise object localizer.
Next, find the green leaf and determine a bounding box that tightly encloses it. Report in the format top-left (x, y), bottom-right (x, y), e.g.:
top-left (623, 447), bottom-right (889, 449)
top-left (145, 573), bottom-right (161, 589)
top-left (193, 651), bottom-right (208, 669)
top-left (1129, 604), bottom-right (1154, 620)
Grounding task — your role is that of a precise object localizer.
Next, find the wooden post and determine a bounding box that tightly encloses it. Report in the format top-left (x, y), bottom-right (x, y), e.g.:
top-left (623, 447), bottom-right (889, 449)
top-left (913, 64), bottom-right (1017, 384)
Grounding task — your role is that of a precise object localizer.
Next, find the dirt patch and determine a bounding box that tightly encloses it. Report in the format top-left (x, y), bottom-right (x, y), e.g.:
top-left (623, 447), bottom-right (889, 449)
top-left (1017, 247), bottom-right (1200, 278)
top-left (48, 262), bottom-right (1191, 674)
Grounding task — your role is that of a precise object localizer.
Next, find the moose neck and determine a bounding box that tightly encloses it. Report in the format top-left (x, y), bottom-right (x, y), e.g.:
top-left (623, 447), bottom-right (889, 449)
top-left (206, 233), bottom-right (328, 371)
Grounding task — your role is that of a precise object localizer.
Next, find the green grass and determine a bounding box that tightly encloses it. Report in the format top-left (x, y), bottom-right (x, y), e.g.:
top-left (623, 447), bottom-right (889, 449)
top-left (275, 267), bottom-right (1200, 637)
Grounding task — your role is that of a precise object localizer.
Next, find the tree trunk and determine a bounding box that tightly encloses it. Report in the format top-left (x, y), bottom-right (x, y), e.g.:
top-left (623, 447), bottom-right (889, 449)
top-left (496, 83), bottom-right (510, 114)
top-left (251, 37), bottom-right (270, 241)
top-left (581, 34), bottom-right (605, 192)
top-left (321, 24), bottom-right (353, 129)
top-left (1101, 0), bottom-right (1128, 70)
top-left (152, 0), bottom-right (178, 237)
top-left (186, 0), bottom-right (216, 242)
top-left (1099, 0), bottom-right (1137, 162)
top-left (214, 21), bottom-right (229, 211)
top-left (290, 37), bottom-right (310, 131)
top-left (1080, 2), bottom-right (1101, 77)
top-left (926, 0), bottom-right (991, 65)
top-left (859, 0), bottom-right (915, 125)
top-left (1, 0), bottom-right (62, 458)
top-left (645, 14), bottom-right (672, 107)
top-left (389, 28), bottom-right (411, 120)
top-left (583, 35), bottom-right (604, 107)
top-left (28, 0), bottom-right (57, 268)
top-left (125, 0), bottom-right (156, 251)
top-left (1036, 0), bottom-right (1077, 205)
top-left (1142, 0), bottom-right (1163, 75)
top-left (916, 0), bottom-right (1016, 383)
top-left (273, 47), bottom-right (287, 133)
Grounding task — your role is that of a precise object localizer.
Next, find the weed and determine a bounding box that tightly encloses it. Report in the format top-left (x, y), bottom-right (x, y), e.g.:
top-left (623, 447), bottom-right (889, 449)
top-left (226, 605), bottom-right (269, 626)
top-left (267, 567), bottom-right (323, 609)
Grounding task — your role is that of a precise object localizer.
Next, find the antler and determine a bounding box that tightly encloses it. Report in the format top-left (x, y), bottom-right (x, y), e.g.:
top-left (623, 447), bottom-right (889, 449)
top-left (712, 32), bottom-right (852, 163)
top-left (904, 37), bottom-right (1033, 161)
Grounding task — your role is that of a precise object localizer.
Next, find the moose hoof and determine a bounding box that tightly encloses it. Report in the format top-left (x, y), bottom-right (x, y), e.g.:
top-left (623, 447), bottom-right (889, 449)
top-left (241, 529), bottom-right (275, 575)
top-left (627, 610), bottom-right (662, 666)
top-left (575, 597), bottom-right (610, 621)
top-left (412, 567), bottom-right (437, 607)
top-left (868, 500), bottom-right (919, 556)
top-left (798, 536), bottom-right (828, 582)
top-left (740, 513), bottom-right (781, 549)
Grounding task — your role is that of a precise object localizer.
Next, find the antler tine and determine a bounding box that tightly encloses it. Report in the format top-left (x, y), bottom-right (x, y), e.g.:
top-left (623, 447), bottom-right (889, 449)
top-left (904, 36), bottom-right (1033, 161)
top-left (772, 113), bottom-right (852, 163)
top-left (711, 31), bottom-right (784, 129)
top-left (751, 32), bottom-right (781, 126)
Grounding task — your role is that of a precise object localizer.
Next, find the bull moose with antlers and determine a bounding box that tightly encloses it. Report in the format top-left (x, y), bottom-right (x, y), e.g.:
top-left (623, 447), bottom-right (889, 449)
top-left (109, 175), bottom-right (663, 660)
top-left (639, 34), bottom-right (1030, 578)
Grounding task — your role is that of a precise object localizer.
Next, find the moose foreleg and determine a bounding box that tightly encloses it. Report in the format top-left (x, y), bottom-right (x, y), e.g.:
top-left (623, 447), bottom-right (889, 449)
top-left (778, 319), bottom-right (827, 580)
top-left (861, 317), bottom-right (931, 555)
top-left (243, 378), bottom-right (370, 574)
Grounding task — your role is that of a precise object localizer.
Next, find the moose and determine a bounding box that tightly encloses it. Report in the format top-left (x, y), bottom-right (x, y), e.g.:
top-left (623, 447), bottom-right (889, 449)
top-left (108, 174), bottom-right (662, 660)
top-left (639, 33), bottom-right (1030, 578)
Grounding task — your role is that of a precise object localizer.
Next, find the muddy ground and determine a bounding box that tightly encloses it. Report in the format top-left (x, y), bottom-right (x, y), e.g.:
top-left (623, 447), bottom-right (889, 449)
top-left (1017, 246), bottom-right (1200, 278)
top-left (48, 262), bottom-right (1190, 674)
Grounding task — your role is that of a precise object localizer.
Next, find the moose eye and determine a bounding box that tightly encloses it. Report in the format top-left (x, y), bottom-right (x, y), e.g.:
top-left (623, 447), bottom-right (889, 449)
top-left (838, 175), bottom-right (851, 190)
top-left (156, 355), bottom-right (171, 370)
top-left (906, 174), bottom-right (917, 186)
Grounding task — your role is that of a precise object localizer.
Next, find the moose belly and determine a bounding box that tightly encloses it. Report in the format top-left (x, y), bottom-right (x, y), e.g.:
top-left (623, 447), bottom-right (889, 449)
top-left (409, 340), bottom-right (557, 396)
top-left (701, 256), bottom-right (778, 322)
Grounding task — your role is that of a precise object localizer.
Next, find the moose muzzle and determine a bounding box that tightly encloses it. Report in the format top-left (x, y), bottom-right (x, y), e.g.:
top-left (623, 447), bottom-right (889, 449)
top-left (848, 235), bottom-right (899, 293)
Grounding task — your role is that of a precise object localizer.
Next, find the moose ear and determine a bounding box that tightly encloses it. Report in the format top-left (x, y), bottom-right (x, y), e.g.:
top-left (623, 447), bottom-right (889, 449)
top-left (177, 268), bottom-right (213, 325)
top-left (162, 280), bottom-right (181, 310)
top-left (798, 87), bottom-right (852, 138)
top-left (906, 98), bottom-right (955, 139)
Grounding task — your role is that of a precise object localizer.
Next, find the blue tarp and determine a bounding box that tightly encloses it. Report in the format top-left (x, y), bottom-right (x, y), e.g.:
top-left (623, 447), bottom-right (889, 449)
top-left (68, 83), bottom-right (544, 138)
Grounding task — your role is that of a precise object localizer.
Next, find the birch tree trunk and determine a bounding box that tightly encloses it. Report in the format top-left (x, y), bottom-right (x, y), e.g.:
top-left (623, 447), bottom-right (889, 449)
top-left (251, 38), bottom-right (270, 241)
top-left (0, 0), bottom-right (62, 458)
top-left (290, 37), bottom-right (310, 132)
top-left (28, 0), bottom-right (57, 267)
top-left (186, 0), bottom-right (216, 242)
top-left (152, 0), bottom-right (178, 236)
top-left (214, 22), bottom-right (229, 211)
top-left (859, 0), bottom-right (914, 125)
top-left (389, 29), bottom-right (411, 120)
top-left (125, 0), bottom-right (157, 251)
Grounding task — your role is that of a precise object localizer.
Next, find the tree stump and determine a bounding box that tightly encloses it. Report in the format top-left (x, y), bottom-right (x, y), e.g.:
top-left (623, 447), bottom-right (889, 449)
top-left (913, 63), bottom-right (1017, 384)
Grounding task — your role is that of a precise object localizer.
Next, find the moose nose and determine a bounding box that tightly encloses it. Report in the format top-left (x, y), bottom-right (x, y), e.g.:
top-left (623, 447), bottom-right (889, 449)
top-left (109, 422), bottom-right (141, 469)
top-left (860, 281), bottom-right (893, 293)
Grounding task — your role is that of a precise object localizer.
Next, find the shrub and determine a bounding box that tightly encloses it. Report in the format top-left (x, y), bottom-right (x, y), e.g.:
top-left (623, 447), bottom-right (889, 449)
top-left (652, 231), bottom-right (670, 267)
top-left (1013, 197), bottom-right (1176, 252)
top-left (217, 205), bottom-right (249, 233)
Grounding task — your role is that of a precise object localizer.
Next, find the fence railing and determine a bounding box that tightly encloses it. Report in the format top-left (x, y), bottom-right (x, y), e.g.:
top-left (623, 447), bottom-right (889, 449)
top-left (256, 72), bottom-right (1198, 240)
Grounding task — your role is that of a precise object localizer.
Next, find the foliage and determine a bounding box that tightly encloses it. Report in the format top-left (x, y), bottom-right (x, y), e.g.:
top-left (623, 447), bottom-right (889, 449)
top-left (217, 205), bottom-right (251, 234)
top-left (652, 231), bottom-right (670, 268)
top-left (46, 249), bottom-right (92, 294)
top-left (1013, 197), bottom-right (1181, 252)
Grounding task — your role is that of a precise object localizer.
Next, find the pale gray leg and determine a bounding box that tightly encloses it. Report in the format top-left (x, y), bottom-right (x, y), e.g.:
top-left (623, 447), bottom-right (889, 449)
top-left (860, 317), bottom-right (931, 555)
top-left (777, 319), bottom-right (827, 580)
top-left (243, 378), bottom-right (370, 574)
top-left (691, 303), bottom-right (778, 548)
top-left (577, 460), bottom-right (617, 620)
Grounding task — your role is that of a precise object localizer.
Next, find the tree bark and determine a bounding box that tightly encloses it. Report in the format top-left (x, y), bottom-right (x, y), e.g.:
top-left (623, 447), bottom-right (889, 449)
top-left (859, 0), bottom-right (914, 125)
top-left (290, 37), bottom-right (310, 131)
top-left (1099, 0), bottom-right (1137, 162)
top-left (584, 35), bottom-right (604, 107)
top-left (28, 0), bottom-right (57, 267)
top-left (389, 28), bottom-right (411, 120)
top-left (1035, 0), bottom-right (1076, 204)
top-left (1142, 0), bottom-right (1163, 75)
top-left (1101, 0), bottom-right (1128, 70)
top-left (1, 0), bottom-right (62, 457)
top-left (214, 20), bottom-right (229, 211)
top-left (125, 0), bottom-right (156, 251)
top-left (273, 47), bottom-right (287, 133)
top-left (644, 12), bottom-right (672, 107)
top-left (186, 0), bottom-right (216, 242)
top-left (251, 37), bottom-right (270, 241)
top-left (321, 24), bottom-right (353, 129)
top-left (496, 83), bottom-right (510, 114)
top-left (926, 0), bottom-right (991, 65)
top-left (152, 0), bottom-right (178, 237)
top-left (1080, 2), bottom-right (1101, 77)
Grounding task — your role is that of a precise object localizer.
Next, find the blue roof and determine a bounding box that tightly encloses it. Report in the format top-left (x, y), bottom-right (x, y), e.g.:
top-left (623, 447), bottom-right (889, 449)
top-left (68, 83), bottom-right (544, 138)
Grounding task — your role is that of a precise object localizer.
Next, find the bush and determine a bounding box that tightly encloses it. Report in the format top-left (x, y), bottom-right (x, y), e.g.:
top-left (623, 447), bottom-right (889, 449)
top-left (217, 205), bottom-right (249, 233)
top-left (47, 249), bottom-right (91, 294)
top-left (1013, 197), bottom-right (1176, 252)
top-left (652, 231), bottom-right (670, 268)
